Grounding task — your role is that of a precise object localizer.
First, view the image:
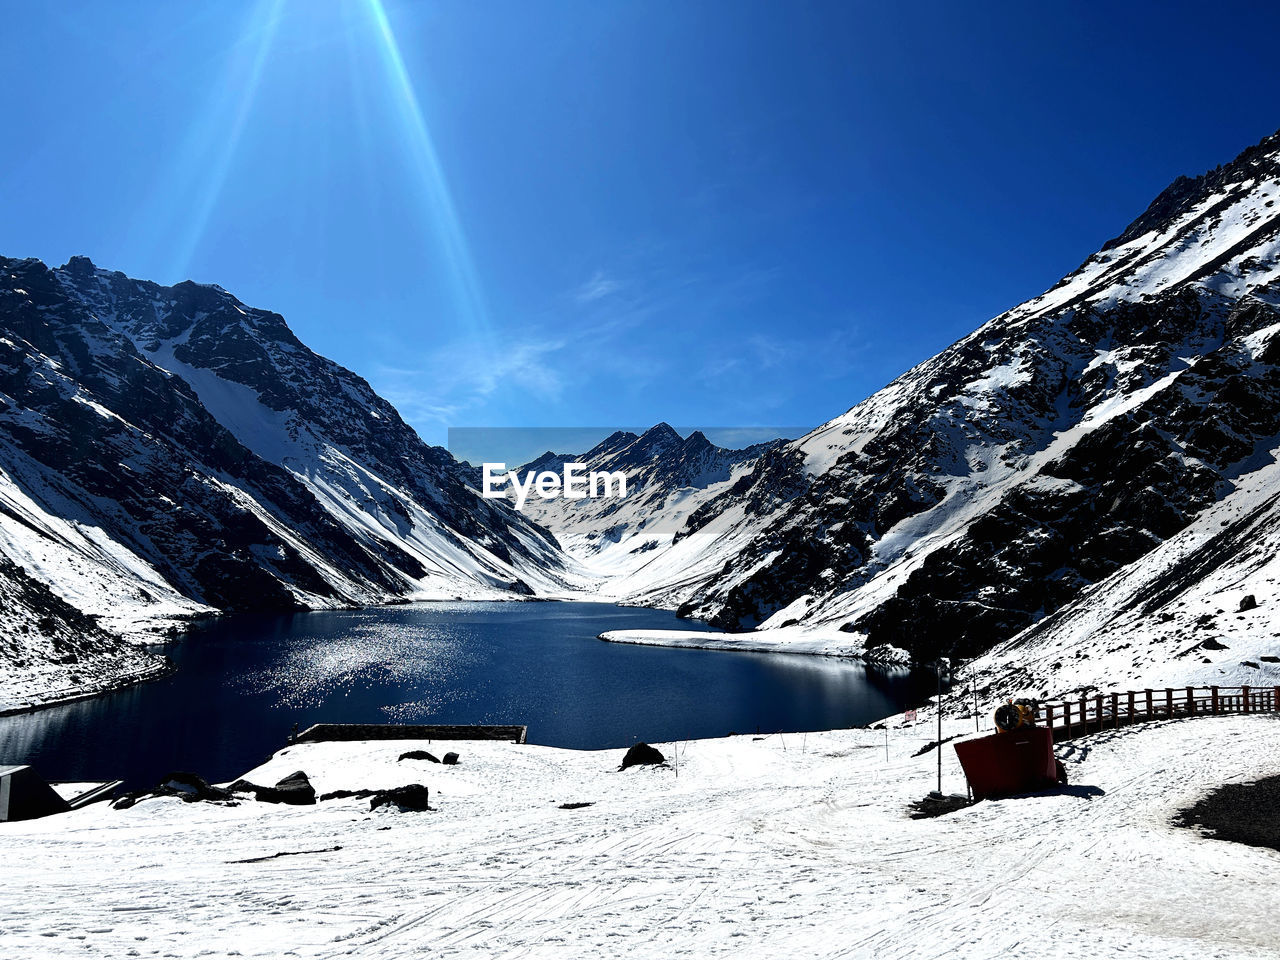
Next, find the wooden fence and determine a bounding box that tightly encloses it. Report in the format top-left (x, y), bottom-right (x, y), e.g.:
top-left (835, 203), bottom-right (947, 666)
top-left (1034, 685), bottom-right (1280, 742)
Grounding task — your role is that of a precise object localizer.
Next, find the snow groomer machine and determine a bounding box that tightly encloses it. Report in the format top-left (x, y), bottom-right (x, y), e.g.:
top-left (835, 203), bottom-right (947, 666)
top-left (952, 699), bottom-right (1068, 800)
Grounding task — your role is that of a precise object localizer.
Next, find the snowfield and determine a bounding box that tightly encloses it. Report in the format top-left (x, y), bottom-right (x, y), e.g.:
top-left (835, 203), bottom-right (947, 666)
top-left (600, 623), bottom-right (868, 658)
top-left (3, 715), bottom-right (1279, 959)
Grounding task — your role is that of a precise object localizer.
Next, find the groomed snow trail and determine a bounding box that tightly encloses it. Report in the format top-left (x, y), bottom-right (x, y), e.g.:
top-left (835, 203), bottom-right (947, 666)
top-left (2, 716), bottom-right (1277, 959)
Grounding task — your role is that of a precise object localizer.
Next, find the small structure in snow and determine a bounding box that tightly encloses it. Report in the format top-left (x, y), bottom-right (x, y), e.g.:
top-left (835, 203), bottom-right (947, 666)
top-left (1, 765), bottom-right (70, 822)
top-left (953, 701), bottom-right (1067, 800)
top-left (0, 766), bottom-right (122, 821)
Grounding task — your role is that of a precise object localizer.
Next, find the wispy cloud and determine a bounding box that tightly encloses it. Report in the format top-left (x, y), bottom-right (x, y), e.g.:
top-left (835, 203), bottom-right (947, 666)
top-left (573, 270), bottom-right (621, 304)
top-left (372, 335), bottom-right (566, 431)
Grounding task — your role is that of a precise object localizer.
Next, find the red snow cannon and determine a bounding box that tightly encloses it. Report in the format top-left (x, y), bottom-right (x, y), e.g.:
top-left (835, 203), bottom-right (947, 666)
top-left (953, 700), bottom-right (1065, 801)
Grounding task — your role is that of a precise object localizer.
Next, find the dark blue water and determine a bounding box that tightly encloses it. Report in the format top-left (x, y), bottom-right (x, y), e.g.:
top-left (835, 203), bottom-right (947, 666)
top-left (0, 601), bottom-right (935, 789)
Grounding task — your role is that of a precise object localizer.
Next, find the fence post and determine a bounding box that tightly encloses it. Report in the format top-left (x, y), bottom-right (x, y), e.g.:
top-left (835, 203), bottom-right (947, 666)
top-left (1186, 686), bottom-right (1195, 715)
top-left (1080, 696), bottom-right (1089, 733)
top-left (1165, 688), bottom-right (1174, 718)
top-left (1243, 685), bottom-right (1251, 714)
top-left (1146, 689), bottom-right (1153, 719)
top-left (1064, 701), bottom-right (1071, 736)
top-left (1095, 694), bottom-right (1103, 730)
top-left (1128, 690), bottom-right (1135, 724)
top-left (1211, 686), bottom-right (1219, 714)
top-left (1111, 692), bottom-right (1119, 728)
top-left (1046, 704), bottom-right (1055, 730)
top-left (1274, 686), bottom-right (1280, 713)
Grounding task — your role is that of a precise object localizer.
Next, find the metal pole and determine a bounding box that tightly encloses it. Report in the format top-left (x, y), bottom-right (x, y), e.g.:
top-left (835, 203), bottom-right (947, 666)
top-left (972, 666), bottom-right (979, 733)
top-left (936, 659), bottom-right (943, 796)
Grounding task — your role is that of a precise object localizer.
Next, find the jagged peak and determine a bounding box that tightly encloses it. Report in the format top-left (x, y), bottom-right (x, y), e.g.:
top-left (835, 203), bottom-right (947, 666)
top-left (60, 255), bottom-right (98, 277)
top-left (640, 422), bottom-right (681, 442)
top-left (1102, 126), bottom-right (1280, 251)
top-left (683, 429), bottom-right (711, 447)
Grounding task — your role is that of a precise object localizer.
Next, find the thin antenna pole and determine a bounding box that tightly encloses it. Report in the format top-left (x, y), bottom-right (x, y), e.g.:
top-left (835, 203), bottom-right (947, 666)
top-left (936, 659), bottom-right (943, 796)
top-left (973, 667), bottom-right (980, 733)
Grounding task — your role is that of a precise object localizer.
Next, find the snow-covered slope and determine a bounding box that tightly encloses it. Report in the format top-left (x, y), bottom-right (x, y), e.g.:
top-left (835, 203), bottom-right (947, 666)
top-left (3, 718), bottom-right (1279, 958)
top-left (0, 554), bottom-right (170, 714)
top-left (507, 424), bottom-right (778, 580)
top-left (0, 256), bottom-right (587, 707)
top-left (969, 434), bottom-right (1280, 702)
top-left (614, 129), bottom-right (1280, 676)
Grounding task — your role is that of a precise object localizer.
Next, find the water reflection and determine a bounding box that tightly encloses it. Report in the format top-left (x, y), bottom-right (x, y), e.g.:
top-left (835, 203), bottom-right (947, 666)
top-left (0, 602), bottom-right (935, 789)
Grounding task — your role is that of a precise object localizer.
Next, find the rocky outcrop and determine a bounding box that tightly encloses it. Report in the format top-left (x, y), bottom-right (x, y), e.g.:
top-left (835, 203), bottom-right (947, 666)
top-left (622, 128), bottom-right (1280, 665)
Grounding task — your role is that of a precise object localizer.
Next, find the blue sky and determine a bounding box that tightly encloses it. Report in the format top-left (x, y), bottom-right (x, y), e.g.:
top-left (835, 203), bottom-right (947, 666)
top-left (3, 1), bottom-right (1279, 455)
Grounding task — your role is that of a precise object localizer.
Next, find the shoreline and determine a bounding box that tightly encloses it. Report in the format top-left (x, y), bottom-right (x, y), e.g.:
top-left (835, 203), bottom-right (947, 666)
top-left (597, 625), bottom-right (915, 665)
top-left (0, 657), bottom-right (177, 718)
top-left (0, 593), bottom-right (702, 719)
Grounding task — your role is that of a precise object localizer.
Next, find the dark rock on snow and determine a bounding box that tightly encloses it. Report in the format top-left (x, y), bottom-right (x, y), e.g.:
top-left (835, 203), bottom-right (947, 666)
top-left (398, 750), bottom-right (440, 763)
top-left (442, 752), bottom-right (460, 765)
top-left (159, 772), bottom-right (233, 803)
top-left (369, 784), bottom-right (432, 812)
top-left (228, 770), bottom-right (316, 805)
top-left (619, 742), bottom-right (666, 771)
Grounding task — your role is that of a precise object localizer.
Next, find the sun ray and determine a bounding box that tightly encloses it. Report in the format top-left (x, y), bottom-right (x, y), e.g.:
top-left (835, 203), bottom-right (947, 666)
top-left (130, 0), bottom-right (285, 282)
top-left (360, 0), bottom-right (495, 358)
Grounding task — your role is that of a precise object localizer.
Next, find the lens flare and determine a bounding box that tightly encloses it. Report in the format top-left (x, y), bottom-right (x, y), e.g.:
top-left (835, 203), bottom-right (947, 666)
top-left (133, 0), bottom-right (285, 281)
top-left (361, 0), bottom-right (495, 357)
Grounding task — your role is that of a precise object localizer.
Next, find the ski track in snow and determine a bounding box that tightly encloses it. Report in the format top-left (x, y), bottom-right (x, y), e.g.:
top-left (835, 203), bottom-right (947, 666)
top-left (2, 716), bottom-right (1278, 959)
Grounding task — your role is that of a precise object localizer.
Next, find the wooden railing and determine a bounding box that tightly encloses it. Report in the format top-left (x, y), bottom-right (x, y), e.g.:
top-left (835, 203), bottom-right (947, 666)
top-left (1033, 685), bottom-right (1280, 741)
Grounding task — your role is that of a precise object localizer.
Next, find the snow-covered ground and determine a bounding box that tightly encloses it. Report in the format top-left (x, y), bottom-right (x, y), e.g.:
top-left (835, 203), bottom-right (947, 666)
top-left (3, 715), bottom-right (1278, 959)
top-left (601, 623), bottom-right (875, 658)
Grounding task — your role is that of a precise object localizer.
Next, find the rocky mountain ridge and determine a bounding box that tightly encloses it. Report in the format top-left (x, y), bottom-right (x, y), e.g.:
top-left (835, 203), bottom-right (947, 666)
top-left (506, 424), bottom-right (780, 579)
top-left (0, 255), bottom-right (584, 708)
top-left (611, 128), bottom-right (1280, 670)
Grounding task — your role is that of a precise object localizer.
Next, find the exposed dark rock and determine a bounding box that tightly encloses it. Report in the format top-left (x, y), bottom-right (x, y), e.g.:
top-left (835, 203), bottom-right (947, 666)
top-left (260, 771), bottom-right (316, 805)
top-left (0, 252), bottom-right (568, 668)
top-left (442, 752), bottom-right (460, 766)
top-left (228, 771), bottom-right (315, 805)
top-left (369, 784), bottom-right (432, 812)
top-left (398, 750), bottom-right (440, 763)
top-left (619, 742), bottom-right (666, 770)
top-left (1239, 594), bottom-right (1258, 612)
top-left (159, 772), bottom-right (233, 803)
top-left (645, 130), bottom-right (1280, 666)
top-left (317, 789), bottom-right (376, 802)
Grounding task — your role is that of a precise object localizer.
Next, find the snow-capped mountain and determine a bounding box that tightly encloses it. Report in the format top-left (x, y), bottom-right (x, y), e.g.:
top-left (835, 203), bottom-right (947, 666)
top-left (616, 129), bottom-right (1280, 670)
top-left (503, 424), bottom-right (779, 578)
top-left (0, 256), bottom-right (586, 707)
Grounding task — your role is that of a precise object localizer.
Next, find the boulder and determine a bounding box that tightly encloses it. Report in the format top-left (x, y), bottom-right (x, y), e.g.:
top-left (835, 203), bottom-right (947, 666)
top-left (1240, 594), bottom-right (1259, 612)
top-left (159, 772), bottom-right (233, 803)
top-left (230, 770), bottom-right (316, 805)
top-left (398, 750), bottom-right (440, 763)
top-left (619, 742), bottom-right (666, 771)
top-left (442, 752), bottom-right (460, 766)
top-left (258, 771), bottom-right (316, 805)
top-left (369, 784), bottom-right (431, 812)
